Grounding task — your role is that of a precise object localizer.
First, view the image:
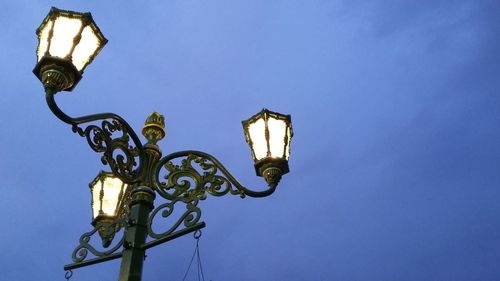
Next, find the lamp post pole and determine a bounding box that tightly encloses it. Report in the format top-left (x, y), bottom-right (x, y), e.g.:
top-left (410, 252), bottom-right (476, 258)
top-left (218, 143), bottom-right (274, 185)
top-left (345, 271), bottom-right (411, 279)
top-left (118, 186), bottom-right (154, 281)
top-left (118, 119), bottom-right (163, 281)
top-left (33, 7), bottom-right (294, 281)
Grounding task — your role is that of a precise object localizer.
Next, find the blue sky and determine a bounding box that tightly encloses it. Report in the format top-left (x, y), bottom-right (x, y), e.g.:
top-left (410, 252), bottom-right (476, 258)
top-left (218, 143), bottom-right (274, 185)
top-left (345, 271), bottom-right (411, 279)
top-left (1, 1), bottom-right (500, 280)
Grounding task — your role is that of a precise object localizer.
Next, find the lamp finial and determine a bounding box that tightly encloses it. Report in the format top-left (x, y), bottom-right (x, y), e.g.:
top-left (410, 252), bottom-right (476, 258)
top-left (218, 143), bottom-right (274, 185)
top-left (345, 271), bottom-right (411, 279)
top-left (142, 112), bottom-right (165, 144)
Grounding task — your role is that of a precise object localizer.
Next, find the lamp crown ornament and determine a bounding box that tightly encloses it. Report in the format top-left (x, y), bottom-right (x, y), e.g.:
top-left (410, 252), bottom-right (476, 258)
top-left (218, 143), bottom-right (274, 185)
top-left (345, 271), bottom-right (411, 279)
top-left (142, 112), bottom-right (166, 144)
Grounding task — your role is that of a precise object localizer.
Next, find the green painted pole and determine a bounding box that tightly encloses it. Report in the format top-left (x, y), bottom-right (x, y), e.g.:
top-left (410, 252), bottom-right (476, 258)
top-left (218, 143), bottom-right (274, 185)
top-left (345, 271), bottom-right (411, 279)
top-left (118, 113), bottom-right (165, 281)
top-left (118, 186), bottom-right (155, 281)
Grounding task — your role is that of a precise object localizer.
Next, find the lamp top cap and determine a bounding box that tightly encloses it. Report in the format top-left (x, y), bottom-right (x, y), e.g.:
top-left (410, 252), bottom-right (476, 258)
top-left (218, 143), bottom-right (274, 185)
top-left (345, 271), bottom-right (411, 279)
top-left (242, 108), bottom-right (293, 138)
top-left (243, 108), bottom-right (292, 124)
top-left (89, 170), bottom-right (115, 188)
top-left (37, 6), bottom-right (108, 43)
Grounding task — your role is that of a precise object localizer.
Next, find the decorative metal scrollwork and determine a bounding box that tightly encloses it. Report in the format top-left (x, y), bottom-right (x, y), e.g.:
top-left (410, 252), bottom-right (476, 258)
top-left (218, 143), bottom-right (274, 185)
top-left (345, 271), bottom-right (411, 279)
top-left (153, 151), bottom-right (248, 201)
top-left (153, 150), bottom-right (277, 200)
top-left (148, 150), bottom-right (274, 242)
top-left (70, 223), bottom-right (125, 263)
top-left (147, 197), bottom-right (201, 239)
top-left (45, 90), bottom-right (143, 183)
top-left (72, 119), bottom-right (141, 183)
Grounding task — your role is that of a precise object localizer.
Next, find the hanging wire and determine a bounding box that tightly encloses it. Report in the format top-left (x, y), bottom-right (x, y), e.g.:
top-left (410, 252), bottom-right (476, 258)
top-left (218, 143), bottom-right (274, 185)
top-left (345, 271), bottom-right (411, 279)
top-left (182, 244), bottom-right (198, 281)
top-left (196, 238), bottom-right (205, 281)
top-left (182, 230), bottom-right (206, 281)
top-left (64, 270), bottom-right (73, 280)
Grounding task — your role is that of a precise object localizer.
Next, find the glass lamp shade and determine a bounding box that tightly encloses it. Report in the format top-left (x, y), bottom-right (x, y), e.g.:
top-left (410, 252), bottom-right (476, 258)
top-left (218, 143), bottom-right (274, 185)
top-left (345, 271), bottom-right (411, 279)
top-left (89, 171), bottom-right (128, 225)
top-left (33, 7), bottom-right (107, 91)
top-left (242, 109), bottom-right (293, 177)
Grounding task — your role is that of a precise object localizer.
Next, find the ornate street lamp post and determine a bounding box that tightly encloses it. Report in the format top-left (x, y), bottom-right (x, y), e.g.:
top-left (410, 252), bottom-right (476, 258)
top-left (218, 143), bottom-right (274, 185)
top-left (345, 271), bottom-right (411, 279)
top-left (33, 7), bottom-right (294, 281)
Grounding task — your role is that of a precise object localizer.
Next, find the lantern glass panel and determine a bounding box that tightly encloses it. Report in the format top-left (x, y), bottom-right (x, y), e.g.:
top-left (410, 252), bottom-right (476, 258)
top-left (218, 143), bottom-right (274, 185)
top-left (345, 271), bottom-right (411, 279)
top-left (285, 126), bottom-right (292, 159)
top-left (248, 118), bottom-right (267, 160)
top-left (49, 16), bottom-right (83, 59)
top-left (91, 176), bottom-right (127, 220)
top-left (268, 118), bottom-right (287, 159)
top-left (72, 25), bottom-right (100, 71)
top-left (36, 20), bottom-right (53, 61)
top-left (102, 177), bottom-right (124, 216)
top-left (91, 183), bottom-right (101, 220)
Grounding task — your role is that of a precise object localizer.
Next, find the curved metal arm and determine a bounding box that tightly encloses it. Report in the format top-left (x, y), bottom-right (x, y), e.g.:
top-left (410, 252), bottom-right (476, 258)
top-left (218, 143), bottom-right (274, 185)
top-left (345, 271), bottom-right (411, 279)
top-left (153, 150), bottom-right (277, 200)
top-left (70, 224), bottom-right (125, 264)
top-left (45, 88), bottom-right (143, 183)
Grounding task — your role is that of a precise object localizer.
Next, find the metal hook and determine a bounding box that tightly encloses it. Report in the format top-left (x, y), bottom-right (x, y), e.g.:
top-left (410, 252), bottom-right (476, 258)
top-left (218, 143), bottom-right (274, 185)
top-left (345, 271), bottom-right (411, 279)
top-left (65, 270), bottom-right (73, 280)
top-left (194, 229), bottom-right (202, 240)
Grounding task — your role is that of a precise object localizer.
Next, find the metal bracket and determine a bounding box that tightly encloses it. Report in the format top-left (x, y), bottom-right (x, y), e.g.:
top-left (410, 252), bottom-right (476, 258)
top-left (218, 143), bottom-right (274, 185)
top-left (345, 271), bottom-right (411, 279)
top-left (142, 222), bottom-right (205, 250)
top-left (64, 221), bottom-right (206, 270)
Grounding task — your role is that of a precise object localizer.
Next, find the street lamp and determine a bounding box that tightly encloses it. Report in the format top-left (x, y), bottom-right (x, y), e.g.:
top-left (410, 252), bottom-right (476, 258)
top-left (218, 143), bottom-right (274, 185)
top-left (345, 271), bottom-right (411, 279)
top-left (33, 7), bottom-right (294, 281)
top-left (90, 171), bottom-right (129, 248)
top-left (243, 108), bottom-right (293, 184)
top-left (33, 7), bottom-right (107, 91)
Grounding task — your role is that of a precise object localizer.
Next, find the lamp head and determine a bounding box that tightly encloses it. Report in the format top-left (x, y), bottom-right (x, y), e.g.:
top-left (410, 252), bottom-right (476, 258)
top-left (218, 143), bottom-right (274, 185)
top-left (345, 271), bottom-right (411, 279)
top-left (33, 7), bottom-right (107, 92)
top-left (242, 109), bottom-right (293, 185)
top-left (89, 171), bottom-right (129, 247)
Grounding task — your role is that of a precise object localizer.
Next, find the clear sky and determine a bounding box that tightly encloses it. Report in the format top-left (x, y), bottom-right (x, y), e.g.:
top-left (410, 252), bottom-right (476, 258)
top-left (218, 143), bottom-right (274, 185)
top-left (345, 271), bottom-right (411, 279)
top-left (1, 1), bottom-right (500, 280)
